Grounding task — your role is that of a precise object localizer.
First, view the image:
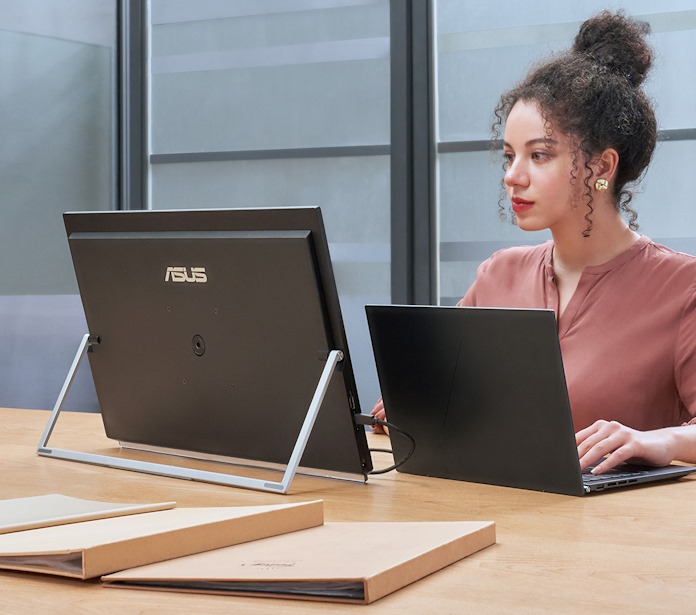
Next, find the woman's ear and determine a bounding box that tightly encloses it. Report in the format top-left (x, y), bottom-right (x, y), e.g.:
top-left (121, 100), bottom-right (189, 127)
top-left (593, 148), bottom-right (620, 185)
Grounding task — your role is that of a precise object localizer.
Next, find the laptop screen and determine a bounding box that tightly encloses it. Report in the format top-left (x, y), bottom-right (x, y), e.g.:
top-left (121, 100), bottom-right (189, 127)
top-left (63, 207), bottom-right (371, 480)
top-left (366, 304), bottom-right (583, 494)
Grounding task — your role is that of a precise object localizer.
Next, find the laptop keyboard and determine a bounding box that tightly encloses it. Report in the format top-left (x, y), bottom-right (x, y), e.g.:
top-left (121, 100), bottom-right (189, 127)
top-left (582, 468), bottom-right (650, 486)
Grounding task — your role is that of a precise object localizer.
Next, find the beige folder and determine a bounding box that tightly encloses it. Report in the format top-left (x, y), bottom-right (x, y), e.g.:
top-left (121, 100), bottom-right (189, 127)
top-left (0, 499), bottom-right (323, 579)
top-left (0, 494), bottom-right (175, 534)
top-left (103, 520), bottom-right (495, 604)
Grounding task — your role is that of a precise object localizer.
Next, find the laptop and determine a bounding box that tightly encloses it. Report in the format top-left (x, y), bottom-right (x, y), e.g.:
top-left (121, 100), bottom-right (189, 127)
top-left (366, 305), bottom-right (696, 496)
top-left (44, 207), bottom-right (372, 490)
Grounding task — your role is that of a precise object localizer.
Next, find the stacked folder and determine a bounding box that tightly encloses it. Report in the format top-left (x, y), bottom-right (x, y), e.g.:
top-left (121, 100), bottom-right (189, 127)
top-left (0, 494), bottom-right (495, 604)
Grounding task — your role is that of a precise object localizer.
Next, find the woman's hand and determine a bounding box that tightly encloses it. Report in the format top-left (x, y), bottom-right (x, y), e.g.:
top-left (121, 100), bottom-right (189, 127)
top-left (369, 397), bottom-right (388, 434)
top-left (576, 420), bottom-right (677, 474)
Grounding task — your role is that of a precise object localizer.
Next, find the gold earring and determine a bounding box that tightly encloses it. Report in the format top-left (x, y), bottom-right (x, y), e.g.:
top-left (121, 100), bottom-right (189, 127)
top-left (595, 178), bottom-right (608, 192)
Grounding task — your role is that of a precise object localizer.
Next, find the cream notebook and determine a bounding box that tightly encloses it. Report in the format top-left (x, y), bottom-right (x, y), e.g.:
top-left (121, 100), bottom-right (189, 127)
top-left (0, 500), bottom-right (323, 579)
top-left (103, 520), bottom-right (495, 604)
top-left (0, 494), bottom-right (175, 534)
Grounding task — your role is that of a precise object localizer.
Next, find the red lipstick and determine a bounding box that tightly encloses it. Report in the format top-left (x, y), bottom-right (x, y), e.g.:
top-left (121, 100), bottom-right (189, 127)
top-left (511, 197), bottom-right (534, 214)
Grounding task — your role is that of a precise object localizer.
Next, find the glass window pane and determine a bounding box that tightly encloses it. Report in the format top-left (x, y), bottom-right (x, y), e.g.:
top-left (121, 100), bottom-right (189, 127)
top-left (150, 0), bottom-right (390, 153)
top-left (436, 0), bottom-right (696, 139)
top-left (0, 1), bottom-right (115, 294)
top-left (635, 140), bottom-right (696, 248)
top-left (0, 0), bottom-right (116, 411)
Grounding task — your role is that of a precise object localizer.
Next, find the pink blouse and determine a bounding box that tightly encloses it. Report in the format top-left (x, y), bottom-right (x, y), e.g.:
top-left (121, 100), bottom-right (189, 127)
top-left (458, 236), bottom-right (696, 431)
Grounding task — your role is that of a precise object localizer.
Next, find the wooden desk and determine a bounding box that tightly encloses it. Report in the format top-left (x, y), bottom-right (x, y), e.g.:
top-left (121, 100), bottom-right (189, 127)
top-left (2, 407), bottom-right (695, 614)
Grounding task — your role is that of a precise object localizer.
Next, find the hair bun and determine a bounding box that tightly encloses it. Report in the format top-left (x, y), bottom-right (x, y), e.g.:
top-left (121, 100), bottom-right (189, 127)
top-left (572, 10), bottom-right (653, 87)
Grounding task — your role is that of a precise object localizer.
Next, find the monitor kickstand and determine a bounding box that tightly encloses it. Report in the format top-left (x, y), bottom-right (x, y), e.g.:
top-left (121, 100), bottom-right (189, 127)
top-left (37, 334), bottom-right (344, 494)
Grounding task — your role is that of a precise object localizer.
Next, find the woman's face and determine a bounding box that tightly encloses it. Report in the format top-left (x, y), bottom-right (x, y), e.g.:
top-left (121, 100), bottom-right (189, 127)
top-left (503, 100), bottom-right (586, 234)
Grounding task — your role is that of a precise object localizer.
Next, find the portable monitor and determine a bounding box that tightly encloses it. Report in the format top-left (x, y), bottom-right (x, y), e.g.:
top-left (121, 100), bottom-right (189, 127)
top-left (38, 207), bottom-right (372, 493)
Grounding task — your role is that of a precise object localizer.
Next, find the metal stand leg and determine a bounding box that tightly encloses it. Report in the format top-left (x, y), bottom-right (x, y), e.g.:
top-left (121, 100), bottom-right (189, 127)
top-left (37, 336), bottom-right (345, 494)
top-left (38, 333), bottom-right (93, 449)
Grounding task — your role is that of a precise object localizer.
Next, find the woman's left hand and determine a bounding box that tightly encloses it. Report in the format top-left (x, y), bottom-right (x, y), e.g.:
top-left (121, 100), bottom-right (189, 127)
top-left (575, 420), bottom-right (676, 474)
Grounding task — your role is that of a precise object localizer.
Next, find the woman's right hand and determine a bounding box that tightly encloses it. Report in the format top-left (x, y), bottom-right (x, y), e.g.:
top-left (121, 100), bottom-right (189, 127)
top-left (369, 397), bottom-right (388, 434)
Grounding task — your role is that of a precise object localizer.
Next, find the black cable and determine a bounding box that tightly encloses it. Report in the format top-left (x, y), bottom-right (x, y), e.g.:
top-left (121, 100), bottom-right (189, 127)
top-left (353, 414), bottom-right (416, 475)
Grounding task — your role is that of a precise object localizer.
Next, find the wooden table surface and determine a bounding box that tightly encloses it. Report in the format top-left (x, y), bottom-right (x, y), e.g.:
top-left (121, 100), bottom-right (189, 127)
top-left (2, 407), bottom-right (695, 614)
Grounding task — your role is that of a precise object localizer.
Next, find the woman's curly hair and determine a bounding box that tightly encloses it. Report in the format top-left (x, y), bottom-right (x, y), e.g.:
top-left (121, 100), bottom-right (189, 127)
top-left (493, 11), bottom-right (658, 236)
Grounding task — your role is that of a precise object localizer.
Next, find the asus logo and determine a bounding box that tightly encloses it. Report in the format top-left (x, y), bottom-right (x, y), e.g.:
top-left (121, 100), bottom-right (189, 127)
top-left (164, 267), bottom-right (208, 283)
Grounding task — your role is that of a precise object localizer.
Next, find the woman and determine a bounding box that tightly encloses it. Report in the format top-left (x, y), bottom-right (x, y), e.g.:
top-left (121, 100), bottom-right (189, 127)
top-left (372, 11), bottom-right (696, 475)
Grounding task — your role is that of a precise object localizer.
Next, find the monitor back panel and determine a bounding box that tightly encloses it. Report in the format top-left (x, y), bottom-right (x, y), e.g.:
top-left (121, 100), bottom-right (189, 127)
top-left (67, 213), bottom-right (370, 478)
top-left (367, 305), bottom-right (586, 496)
